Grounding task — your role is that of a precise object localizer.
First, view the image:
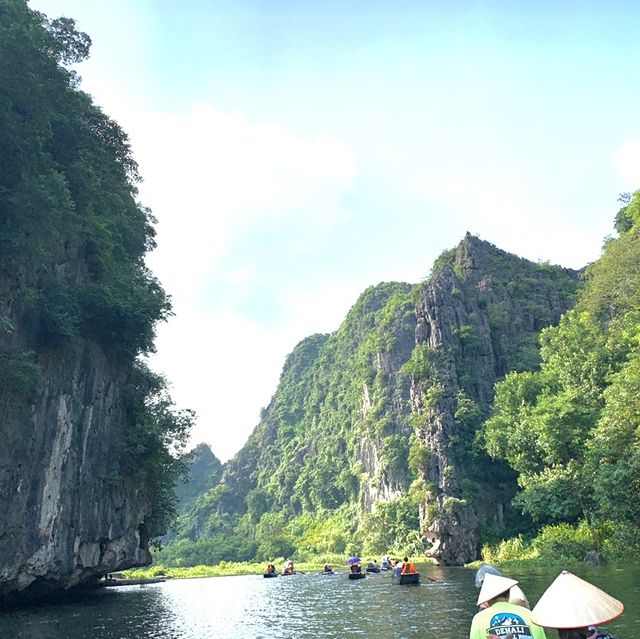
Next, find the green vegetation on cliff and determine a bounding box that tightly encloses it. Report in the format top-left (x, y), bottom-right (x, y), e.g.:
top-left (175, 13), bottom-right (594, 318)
top-left (0, 0), bottom-right (191, 537)
top-left (156, 283), bottom-right (420, 565)
top-left (0, 0), bottom-right (168, 358)
top-left (482, 192), bottom-right (640, 561)
top-left (158, 241), bottom-right (586, 567)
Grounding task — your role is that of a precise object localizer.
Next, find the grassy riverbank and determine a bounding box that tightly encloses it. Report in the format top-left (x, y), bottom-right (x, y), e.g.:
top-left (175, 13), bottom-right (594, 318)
top-left (126, 558), bottom-right (345, 580)
top-left (125, 561), bottom-right (314, 579)
top-left (124, 554), bottom-right (437, 580)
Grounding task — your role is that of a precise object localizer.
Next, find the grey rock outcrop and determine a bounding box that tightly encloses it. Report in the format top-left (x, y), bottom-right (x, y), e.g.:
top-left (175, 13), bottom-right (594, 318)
top-left (0, 261), bottom-right (153, 602)
top-left (411, 234), bottom-right (579, 564)
top-left (168, 235), bottom-right (581, 568)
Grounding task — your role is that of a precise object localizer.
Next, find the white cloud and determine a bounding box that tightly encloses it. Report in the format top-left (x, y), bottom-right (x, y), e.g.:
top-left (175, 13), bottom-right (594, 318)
top-left (94, 101), bottom-right (359, 461)
top-left (121, 103), bottom-right (356, 303)
top-left (612, 140), bottom-right (640, 188)
top-left (151, 276), bottom-right (364, 462)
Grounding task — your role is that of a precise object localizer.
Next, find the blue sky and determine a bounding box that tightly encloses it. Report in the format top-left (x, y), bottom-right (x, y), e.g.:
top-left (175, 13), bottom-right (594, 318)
top-left (31, 0), bottom-right (640, 460)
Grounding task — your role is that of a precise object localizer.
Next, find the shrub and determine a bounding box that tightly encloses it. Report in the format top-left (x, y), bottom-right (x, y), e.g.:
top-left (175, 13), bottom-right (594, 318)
top-left (0, 351), bottom-right (41, 399)
top-left (532, 523), bottom-right (593, 562)
top-left (481, 535), bottom-right (531, 563)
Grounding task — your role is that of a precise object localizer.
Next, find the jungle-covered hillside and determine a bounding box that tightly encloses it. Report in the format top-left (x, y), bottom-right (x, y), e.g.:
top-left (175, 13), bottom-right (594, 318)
top-left (0, 0), bottom-right (193, 599)
top-left (160, 208), bottom-right (640, 567)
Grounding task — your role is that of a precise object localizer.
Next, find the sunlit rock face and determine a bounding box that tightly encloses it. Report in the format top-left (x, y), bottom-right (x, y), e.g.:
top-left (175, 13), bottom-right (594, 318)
top-left (358, 316), bottom-right (416, 514)
top-left (0, 258), bottom-right (152, 602)
top-left (411, 234), bottom-right (579, 565)
top-left (173, 235), bottom-right (580, 569)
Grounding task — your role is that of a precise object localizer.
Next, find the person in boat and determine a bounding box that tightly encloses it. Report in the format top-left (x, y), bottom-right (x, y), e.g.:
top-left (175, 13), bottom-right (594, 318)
top-left (266, 563), bottom-right (276, 575)
top-left (392, 558), bottom-right (403, 576)
top-left (469, 574), bottom-right (547, 639)
top-left (509, 584), bottom-right (530, 609)
top-left (381, 555), bottom-right (392, 570)
top-left (474, 564), bottom-right (502, 588)
top-left (322, 563), bottom-right (334, 574)
top-left (350, 562), bottom-right (362, 574)
top-left (530, 571), bottom-right (622, 639)
top-left (282, 560), bottom-right (295, 575)
top-left (400, 556), bottom-right (417, 575)
top-left (366, 559), bottom-right (379, 572)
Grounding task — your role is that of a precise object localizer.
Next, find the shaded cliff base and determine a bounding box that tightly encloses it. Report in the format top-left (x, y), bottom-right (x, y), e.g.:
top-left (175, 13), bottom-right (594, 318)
top-left (0, 576), bottom-right (113, 610)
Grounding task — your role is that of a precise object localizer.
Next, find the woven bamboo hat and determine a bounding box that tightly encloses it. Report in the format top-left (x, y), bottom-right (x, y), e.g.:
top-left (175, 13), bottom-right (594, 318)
top-left (509, 584), bottom-right (530, 609)
top-left (477, 573), bottom-right (519, 605)
top-left (531, 571), bottom-right (624, 629)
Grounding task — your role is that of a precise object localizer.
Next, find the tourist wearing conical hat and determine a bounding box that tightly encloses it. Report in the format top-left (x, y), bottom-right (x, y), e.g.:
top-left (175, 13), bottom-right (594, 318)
top-left (531, 570), bottom-right (623, 639)
top-left (509, 584), bottom-right (530, 609)
top-left (475, 565), bottom-right (530, 610)
top-left (469, 573), bottom-right (547, 639)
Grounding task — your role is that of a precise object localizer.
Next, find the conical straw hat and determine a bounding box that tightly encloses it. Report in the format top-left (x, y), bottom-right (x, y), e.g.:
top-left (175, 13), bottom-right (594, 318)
top-left (509, 584), bottom-right (530, 609)
top-left (477, 573), bottom-right (519, 605)
top-left (531, 571), bottom-right (624, 629)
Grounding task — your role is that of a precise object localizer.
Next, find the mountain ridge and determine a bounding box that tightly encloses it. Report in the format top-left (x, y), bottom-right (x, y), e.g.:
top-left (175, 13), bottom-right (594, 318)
top-left (166, 234), bottom-right (581, 565)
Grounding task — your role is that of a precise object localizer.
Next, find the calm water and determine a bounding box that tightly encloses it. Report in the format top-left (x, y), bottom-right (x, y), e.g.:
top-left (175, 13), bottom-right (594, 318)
top-left (1, 564), bottom-right (638, 638)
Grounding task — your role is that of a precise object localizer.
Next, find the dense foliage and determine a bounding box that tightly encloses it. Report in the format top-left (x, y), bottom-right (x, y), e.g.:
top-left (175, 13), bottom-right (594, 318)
top-left (0, 0), bottom-right (191, 536)
top-left (160, 242), bottom-right (581, 567)
top-left (157, 283), bottom-right (421, 565)
top-left (482, 191), bottom-right (640, 559)
top-left (0, 0), bottom-right (170, 357)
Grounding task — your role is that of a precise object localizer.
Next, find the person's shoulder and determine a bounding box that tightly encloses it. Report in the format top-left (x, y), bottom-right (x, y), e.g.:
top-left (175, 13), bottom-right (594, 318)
top-left (500, 601), bottom-right (532, 614)
top-left (471, 605), bottom-right (493, 624)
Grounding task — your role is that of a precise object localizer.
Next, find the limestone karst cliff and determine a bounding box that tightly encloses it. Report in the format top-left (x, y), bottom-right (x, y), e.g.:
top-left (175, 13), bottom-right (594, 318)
top-left (411, 234), bottom-right (580, 564)
top-left (0, 1), bottom-right (189, 602)
top-left (167, 235), bottom-right (581, 566)
top-left (0, 259), bottom-right (156, 600)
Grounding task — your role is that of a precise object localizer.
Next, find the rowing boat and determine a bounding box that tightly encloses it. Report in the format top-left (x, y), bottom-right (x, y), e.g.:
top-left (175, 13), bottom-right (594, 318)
top-left (393, 572), bottom-right (421, 585)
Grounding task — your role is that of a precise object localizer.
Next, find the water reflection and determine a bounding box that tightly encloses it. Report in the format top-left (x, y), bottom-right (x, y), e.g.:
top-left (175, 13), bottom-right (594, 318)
top-left (1, 564), bottom-right (638, 639)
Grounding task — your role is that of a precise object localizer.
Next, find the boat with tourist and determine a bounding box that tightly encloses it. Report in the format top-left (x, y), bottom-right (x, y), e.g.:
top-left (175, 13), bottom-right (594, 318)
top-left (393, 572), bottom-right (421, 585)
top-left (263, 563), bottom-right (278, 577)
top-left (347, 556), bottom-right (365, 579)
top-left (392, 557), bottom-right (421, 585)
top-left (366, 560), bottom-right (381, 573)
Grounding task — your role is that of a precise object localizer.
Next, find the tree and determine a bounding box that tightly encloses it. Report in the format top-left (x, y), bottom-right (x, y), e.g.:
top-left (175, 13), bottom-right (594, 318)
top-left (0, 0), bottom-right (191, 538)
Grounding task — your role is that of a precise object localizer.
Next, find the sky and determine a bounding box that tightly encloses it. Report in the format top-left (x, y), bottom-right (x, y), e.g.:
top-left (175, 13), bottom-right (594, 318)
top-left (30, 0), bottom-right (640, 462)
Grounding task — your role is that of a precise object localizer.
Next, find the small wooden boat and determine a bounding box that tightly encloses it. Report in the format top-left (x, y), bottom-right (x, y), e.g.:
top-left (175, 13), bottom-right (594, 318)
top-left (102, 576), bottom-right (166, 587)
top-left (263, 572), bottom-right (278, 578)
top-left (394, 572), bottom-right (421, 585)
top-left (366, 566), bottom-right (381, 573)
top-left (348, 572), bottom-right (366, 580)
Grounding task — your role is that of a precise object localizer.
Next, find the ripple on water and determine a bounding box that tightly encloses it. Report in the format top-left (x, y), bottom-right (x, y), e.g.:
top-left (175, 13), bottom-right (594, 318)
top-left (1, 565), bottom-right (637, 639)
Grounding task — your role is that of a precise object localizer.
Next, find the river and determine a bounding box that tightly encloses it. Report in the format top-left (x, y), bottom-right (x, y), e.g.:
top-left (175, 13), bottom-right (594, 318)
top-left (1, 564), bottom-right (638, 638)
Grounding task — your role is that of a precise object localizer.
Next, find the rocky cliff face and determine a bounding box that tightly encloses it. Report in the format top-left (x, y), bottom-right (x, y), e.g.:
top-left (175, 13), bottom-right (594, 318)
top-left (0, 2), bottom-right (181, 602)
top-left (411, 234), bottom-right (580, 564)
top-left (168, 235), bottom-right (580, 566)
top-left (0, 256), bottom-right (152, 602)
